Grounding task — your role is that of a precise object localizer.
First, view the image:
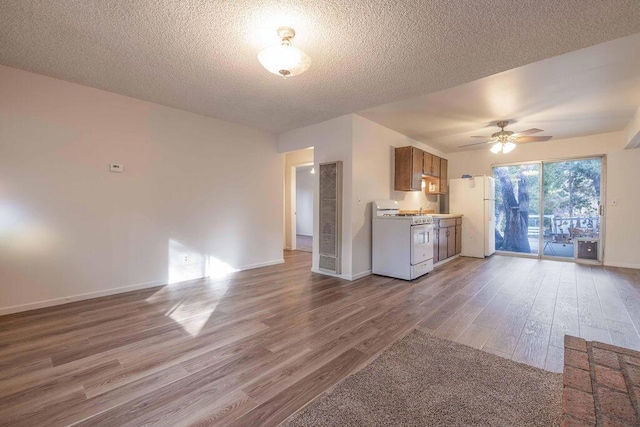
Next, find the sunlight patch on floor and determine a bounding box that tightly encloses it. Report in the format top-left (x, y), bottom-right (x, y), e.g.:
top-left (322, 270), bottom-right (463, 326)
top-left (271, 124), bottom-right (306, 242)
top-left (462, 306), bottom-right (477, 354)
top-left (206, 256), bottom-right (238, 279)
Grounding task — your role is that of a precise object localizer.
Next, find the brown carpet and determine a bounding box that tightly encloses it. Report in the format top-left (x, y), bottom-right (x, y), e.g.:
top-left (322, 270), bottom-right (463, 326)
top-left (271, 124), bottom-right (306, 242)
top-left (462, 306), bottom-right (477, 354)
top-left (283, 329), bottom-right (562, 426)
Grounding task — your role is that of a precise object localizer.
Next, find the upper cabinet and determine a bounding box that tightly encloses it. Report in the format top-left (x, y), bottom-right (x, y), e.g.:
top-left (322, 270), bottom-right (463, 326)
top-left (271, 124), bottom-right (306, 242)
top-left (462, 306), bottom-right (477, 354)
top-left (439, 158), bottom-right (448, 193)
top-left (395, 146), bottom-right (448, 194)
top-left (394, 146), bottom-right (423, 191)
top-left (423, 152), bottom-right (440, 177)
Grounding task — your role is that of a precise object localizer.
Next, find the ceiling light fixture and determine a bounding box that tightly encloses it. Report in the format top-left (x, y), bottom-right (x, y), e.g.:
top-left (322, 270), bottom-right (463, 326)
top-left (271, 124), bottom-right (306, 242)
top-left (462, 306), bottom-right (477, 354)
top-left (258, 27), bottom-right (310, 78)
top-left (503, 141), bottom-right (516, 153)
top-left (490, 136), bottom-right (517, 154)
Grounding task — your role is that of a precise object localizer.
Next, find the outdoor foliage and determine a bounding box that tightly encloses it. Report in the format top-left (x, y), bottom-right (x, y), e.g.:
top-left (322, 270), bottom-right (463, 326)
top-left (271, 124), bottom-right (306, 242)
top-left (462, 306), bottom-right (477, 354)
top-left (543, 159), bottom-right (601, 219)
top-left (494, 159), bottom-right (601, 253)
top-left (494, 165), bottom-right (538, 253)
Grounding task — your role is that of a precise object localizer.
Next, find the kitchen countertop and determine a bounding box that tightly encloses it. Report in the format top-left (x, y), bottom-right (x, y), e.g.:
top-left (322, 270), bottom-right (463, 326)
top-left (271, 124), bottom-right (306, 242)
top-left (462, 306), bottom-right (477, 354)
top-left (431, 213), bottom-right (463, 218)
top-left (399, 209), bottom-right (435, 215)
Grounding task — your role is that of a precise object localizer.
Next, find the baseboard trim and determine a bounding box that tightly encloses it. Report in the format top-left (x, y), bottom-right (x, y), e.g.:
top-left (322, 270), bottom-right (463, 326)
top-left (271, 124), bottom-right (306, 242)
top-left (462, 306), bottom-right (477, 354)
top-left (240, 259), bottom-right (284, 270)
top-left (310, 268), bottom-right (371, 281)
top-left (311, 268), bottom-right (350, 281)
top-left (351, 270), bottom-right (372, 280)
top-left (0, 279), bottom-right (165, 316)
top-left (603, 261), bottom-right (640, 270)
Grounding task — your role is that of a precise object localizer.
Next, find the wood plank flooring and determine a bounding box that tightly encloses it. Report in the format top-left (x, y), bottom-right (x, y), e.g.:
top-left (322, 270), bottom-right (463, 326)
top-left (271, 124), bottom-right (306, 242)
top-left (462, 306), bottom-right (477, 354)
top-left (1, 251), bottom-right (640, 426)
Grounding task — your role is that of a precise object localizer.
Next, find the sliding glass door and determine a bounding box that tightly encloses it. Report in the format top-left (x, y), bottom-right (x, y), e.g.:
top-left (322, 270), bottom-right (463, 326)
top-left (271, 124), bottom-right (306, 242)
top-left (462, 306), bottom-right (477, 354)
top-left (542, 159), bottom-right (602, 260)
top-left (493, 157), bottom-right (603, 263)
top-left (493, 163), bottom-right (541, 256)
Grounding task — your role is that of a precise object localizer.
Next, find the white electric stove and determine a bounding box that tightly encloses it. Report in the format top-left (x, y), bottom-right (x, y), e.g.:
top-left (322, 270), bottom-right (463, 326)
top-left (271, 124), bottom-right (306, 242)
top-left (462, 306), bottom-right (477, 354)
top-left (372, 200), bottom-right (434, 280)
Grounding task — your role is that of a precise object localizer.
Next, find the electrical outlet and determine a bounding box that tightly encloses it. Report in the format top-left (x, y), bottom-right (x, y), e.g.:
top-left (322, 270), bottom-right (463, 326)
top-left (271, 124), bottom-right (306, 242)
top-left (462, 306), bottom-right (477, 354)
top-left (184, 255), bottom-right (189, 262)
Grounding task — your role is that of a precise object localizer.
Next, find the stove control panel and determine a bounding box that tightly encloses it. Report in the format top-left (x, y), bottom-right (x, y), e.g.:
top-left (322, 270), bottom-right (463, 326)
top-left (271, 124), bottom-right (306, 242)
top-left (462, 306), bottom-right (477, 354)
top-left (411, 216), bottom-right (433, 225)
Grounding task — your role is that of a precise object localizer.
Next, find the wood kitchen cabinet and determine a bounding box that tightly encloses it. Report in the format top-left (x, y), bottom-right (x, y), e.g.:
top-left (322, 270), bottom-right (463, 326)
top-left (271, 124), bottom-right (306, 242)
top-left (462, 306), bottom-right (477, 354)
top-left (433, 216), bottom-right (462, 264)
top-left (423, 152), bottom-right (440, 177)
top-left (395, 146), bottom-right (448, 194)
top-left (455, 219), bottom-right (462, 255)
top-left (439, 158), bottom-right (448, 194)
top-left (394, 146), bottom-right (423, 191)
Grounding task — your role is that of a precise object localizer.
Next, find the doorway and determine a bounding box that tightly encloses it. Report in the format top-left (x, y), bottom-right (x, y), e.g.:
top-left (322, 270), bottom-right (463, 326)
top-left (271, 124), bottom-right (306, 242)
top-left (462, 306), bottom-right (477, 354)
top-left (295, 165), bottom-right (314, 252)
top-left (493, 156), bottom-right (604, 263)
top-left (283, 148), bottom-right (314, 252)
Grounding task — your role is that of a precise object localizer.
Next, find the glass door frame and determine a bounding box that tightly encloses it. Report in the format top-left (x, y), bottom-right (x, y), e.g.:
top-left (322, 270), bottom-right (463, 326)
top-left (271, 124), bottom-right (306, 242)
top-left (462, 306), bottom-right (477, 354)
top-left (492, 154), bottom-right (606, 265)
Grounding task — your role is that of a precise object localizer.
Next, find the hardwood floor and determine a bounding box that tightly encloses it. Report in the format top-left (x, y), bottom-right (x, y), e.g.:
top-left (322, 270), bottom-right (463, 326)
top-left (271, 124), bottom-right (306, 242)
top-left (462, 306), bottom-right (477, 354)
top-left (1, 252), bottom-right (640, 426)
top-left (295, 235), bottom-right (312, 252)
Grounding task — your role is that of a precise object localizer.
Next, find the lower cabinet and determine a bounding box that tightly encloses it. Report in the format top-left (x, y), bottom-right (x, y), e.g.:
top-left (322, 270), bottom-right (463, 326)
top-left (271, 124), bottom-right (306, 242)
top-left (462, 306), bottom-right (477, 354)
top-left (434, 217), bottom-right (462, 264)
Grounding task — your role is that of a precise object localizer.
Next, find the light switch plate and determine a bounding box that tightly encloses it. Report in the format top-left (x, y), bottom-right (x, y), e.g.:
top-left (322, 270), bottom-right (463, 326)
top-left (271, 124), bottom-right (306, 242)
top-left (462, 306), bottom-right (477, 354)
top-left (109, 163), bottom-right (124, 173)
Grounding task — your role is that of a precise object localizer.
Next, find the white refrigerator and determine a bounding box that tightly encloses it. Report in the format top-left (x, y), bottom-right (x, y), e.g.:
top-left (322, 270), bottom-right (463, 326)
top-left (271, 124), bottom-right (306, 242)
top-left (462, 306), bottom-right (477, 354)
top-left (449, 176), bottom-right (496, 258)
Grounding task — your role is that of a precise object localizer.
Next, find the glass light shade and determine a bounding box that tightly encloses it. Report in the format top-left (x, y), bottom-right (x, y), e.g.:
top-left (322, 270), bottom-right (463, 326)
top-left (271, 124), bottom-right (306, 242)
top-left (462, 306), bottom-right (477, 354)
top-left (258, 44), bottom-right (311, 77)
top-left (490, 142), bottom-right (503, 153)
top-left (503, 141), bottom-right (516, 153)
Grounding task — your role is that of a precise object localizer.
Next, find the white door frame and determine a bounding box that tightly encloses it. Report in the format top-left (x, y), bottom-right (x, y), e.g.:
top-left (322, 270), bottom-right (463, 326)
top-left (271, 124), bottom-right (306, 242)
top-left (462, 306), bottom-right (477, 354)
top-left (290, 162), bottom-right (314, 251)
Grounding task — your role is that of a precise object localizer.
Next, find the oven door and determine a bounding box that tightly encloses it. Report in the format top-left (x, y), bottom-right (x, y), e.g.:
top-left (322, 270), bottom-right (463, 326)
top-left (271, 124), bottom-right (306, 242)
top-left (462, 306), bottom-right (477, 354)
top-left (411, 224), bottom-right (433, 265)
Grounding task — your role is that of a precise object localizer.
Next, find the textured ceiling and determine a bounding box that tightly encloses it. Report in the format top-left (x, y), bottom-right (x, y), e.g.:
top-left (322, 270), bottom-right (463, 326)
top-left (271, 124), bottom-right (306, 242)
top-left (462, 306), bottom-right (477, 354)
top-left (359, 33), bottom-right (640, 152)
top-left (1, 1), bottom-right (640, 133)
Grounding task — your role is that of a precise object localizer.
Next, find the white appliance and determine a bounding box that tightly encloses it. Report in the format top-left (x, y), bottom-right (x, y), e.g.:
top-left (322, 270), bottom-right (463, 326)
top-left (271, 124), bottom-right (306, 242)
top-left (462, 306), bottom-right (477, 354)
top-left (372, 200), bottom-right (434, 280)
top-left (449, 176), bottom-right (496, 258)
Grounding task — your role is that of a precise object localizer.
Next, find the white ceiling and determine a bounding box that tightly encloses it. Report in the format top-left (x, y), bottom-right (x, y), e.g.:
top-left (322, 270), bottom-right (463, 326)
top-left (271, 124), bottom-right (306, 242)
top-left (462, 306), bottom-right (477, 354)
top-left (359, 33), bottom-right (640, 152)
top-left (1, 1), bottom-right (640, 134)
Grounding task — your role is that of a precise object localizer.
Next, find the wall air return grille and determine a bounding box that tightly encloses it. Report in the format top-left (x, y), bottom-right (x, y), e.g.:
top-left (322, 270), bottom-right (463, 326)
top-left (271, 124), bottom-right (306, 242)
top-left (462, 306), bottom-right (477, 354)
top-left (318, 161), bottom-right (342, 274)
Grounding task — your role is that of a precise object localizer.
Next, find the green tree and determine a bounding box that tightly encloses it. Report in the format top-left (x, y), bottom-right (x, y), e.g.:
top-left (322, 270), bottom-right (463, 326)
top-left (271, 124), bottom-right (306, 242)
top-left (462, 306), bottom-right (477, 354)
top-left (495, 167), bottom-right (531, 253)
top-left (543, 159), bottom-right (600, 227)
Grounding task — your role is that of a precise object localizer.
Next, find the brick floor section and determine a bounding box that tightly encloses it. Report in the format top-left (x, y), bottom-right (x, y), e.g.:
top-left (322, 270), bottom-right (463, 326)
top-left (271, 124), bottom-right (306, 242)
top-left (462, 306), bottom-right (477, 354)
top-left (562, 335), bottom-right (640, 426)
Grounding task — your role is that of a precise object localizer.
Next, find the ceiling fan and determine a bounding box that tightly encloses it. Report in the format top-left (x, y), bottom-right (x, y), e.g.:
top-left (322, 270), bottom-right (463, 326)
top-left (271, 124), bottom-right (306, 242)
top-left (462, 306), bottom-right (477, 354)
top-left (458, 121), bottom-right (552, 153)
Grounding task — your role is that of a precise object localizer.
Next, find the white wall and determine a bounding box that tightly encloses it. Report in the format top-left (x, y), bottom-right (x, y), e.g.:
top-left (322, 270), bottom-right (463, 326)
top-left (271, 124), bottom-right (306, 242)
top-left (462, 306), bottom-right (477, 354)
top-left (0, 65), bottom-right (283, 314)
top-left (447, 131), bottom-right (640, 268)
top-left (279, 114), bottom-right (448, 279)
top-left (351, 115), bottom-right (446, 277)
top-left (283, 149), bottom-right (314, 249)
top-left (603, 148), bottom-right (640, 268)
top-left (295, 166), bottom-right (314, 236)
top-left (625, 106), bottom-right (640, 149)
top-left (279, 115), bottom-right (354, 278)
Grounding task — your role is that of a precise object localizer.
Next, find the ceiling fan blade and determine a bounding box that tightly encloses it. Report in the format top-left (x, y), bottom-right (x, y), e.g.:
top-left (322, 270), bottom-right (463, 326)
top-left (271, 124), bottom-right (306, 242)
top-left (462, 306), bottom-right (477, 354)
top-left (458, 140), bottom-right (492, 148)
top-left (470, 135), bottom-right (490, 138)
top-left (517, 135), bottom-right (553, 143)
top-left (513, 128), bottom-right (543, 136)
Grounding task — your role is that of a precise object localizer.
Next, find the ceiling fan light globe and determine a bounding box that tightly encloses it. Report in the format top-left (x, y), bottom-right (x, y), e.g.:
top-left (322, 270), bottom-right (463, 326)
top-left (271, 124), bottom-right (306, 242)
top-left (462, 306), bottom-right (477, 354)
top-left (258, 44), bottom-right (311, 77)
top-left (503, 141), bottom-right (516, 153)
top-left (490, 142), bottom-right (503, 153)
